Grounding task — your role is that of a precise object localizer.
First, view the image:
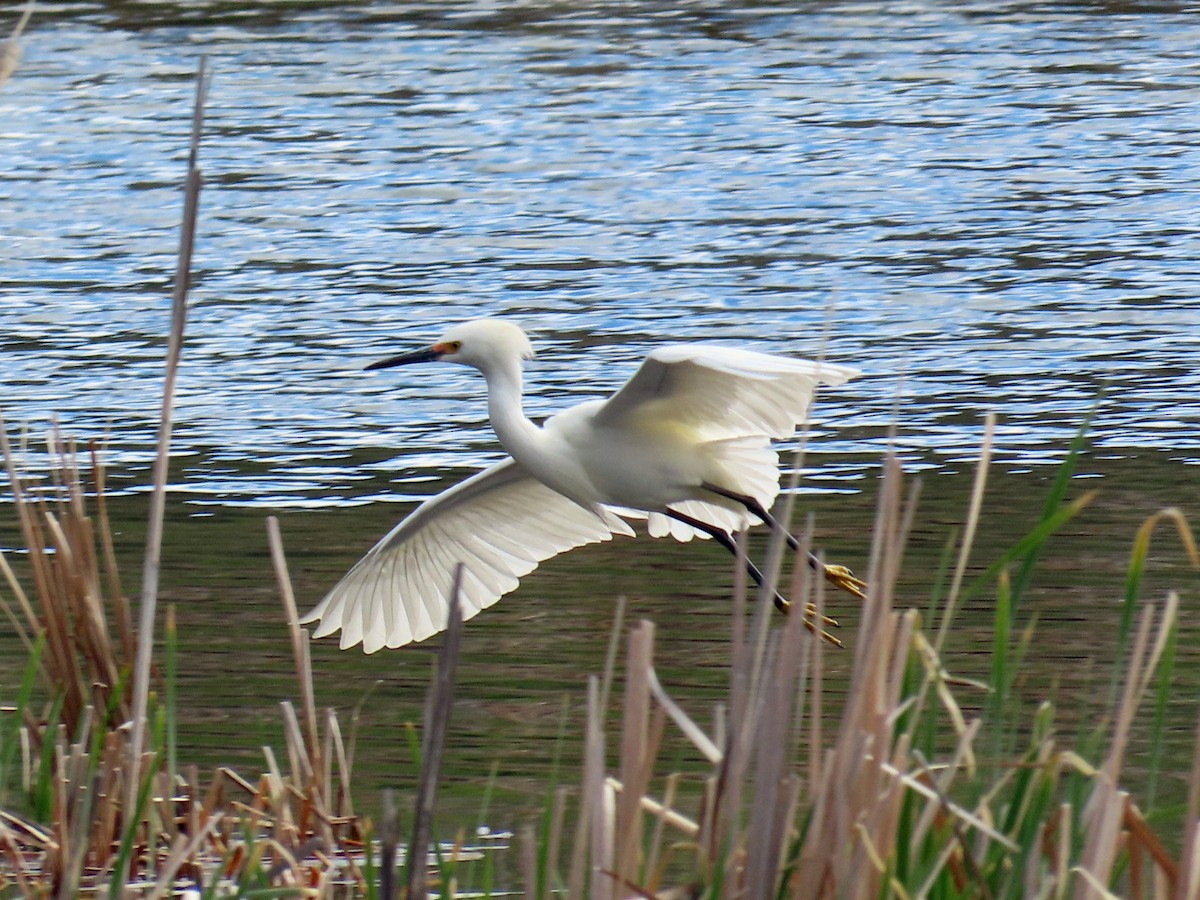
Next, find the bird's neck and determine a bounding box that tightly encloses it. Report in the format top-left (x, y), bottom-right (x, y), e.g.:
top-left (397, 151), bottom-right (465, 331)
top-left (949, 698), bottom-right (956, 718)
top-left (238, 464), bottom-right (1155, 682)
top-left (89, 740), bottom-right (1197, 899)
top-left (481, 357), bottom-right (544, 463)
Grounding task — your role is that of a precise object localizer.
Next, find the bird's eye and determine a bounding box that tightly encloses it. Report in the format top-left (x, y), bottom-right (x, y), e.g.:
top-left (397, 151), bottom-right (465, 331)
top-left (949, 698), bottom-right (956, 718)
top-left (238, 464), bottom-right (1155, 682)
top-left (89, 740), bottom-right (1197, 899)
top-left (444, 341), bottom-right (462, 353)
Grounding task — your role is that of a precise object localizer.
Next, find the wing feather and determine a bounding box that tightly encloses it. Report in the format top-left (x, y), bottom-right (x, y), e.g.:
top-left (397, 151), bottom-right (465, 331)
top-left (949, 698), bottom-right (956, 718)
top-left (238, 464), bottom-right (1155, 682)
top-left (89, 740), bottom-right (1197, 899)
top-left (595, 344), bottom-right (858, 539)
top-left (595, 344), bottom-right (857, 441)
top-left (301, 458), bottom-right (635, 652)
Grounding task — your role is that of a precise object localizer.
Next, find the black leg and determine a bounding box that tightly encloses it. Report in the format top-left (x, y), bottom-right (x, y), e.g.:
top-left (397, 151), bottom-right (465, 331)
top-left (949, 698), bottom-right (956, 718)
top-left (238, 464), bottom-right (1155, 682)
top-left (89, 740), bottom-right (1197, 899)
top-left (664, 509), bottom-right (787, 613)
top-left (701, 482), bottom-right (866, 600)
top-left (663, 508), bottom-right (841, 644)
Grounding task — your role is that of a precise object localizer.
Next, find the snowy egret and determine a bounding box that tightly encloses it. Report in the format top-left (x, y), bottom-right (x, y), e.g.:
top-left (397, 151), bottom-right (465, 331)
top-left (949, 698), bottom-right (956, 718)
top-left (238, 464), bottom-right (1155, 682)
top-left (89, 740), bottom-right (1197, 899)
top-left (301, 319), bottom-right (864, 653)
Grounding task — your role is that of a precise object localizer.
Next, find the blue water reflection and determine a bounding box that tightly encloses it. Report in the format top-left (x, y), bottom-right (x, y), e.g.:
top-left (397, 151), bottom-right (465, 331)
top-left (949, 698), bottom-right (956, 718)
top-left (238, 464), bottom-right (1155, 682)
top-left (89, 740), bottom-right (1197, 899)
top-left (3, 1), bottom-right (1199, 506)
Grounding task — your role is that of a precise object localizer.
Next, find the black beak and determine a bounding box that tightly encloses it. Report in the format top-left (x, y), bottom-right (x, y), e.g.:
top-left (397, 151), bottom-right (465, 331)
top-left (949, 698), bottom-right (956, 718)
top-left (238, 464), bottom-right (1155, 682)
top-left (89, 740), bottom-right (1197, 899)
top-left (365, 347), bottom-right (442, 371)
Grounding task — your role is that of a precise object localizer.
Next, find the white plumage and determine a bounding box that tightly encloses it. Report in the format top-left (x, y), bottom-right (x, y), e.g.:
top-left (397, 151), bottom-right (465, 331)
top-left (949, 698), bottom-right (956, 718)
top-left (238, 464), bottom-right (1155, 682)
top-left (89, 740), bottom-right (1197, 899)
top-left (301, 319), bottom-right (858, 652)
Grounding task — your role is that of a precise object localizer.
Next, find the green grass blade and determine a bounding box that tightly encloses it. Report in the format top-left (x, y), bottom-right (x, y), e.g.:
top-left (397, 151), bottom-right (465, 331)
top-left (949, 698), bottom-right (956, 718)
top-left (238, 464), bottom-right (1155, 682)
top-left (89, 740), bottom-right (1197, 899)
top-left (1144, 614), bottom-right (1178, 813)
top-left (33, 693), bottom-right (64, 822)
top-left (166, 604), bottom-right (179, 790)
top-left (959, 491), bottom-right (1095, 607)
top-left (925, 530), bottom-right (958, 630)
top-left (458, 759), bottom-right (499, 896)
top-left (361, 816), bottom-right (378, 900)
top-left (1110, 509), bottom-right (1197, 711)
top-left (0, 635), bottom-right (43, 807)
top-left (1007, 408), bottom-right (1096, 615)
top-left (111, 747), bottom-right (163, 889)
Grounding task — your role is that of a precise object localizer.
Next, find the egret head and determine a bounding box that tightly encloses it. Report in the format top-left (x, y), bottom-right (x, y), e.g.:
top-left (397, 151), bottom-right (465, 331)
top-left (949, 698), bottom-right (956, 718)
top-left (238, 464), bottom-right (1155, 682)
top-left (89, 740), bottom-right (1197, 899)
top-left (367, 319), bottom-right (535, 373)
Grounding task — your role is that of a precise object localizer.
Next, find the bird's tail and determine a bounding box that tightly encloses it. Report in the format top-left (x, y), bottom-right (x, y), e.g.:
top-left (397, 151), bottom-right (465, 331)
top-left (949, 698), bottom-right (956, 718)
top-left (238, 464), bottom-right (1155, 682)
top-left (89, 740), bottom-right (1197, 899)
top-left (645, 436), bottom-right (780, 542)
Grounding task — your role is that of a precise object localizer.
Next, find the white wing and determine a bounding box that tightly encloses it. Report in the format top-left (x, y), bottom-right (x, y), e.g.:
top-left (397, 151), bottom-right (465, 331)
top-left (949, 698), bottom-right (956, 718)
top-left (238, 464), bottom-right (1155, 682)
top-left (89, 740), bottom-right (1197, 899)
top-left (595, 344), bottom-right (858, 439)
top-left (595, 345), bottom-right (859, 539)
top-left (301, 458), bottom-right (635, 653)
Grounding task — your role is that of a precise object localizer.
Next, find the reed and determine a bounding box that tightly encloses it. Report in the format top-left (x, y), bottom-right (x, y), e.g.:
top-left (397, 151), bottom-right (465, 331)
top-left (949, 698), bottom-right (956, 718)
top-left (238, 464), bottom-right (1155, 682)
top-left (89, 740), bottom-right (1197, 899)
top-left (0, 428), bottom-right (379, 894)
top-left (534, 437), bottom-right (1200, 900)
top-left (3, 381), bottom-right (1197, 898)
top-left (0, 58), bottom-right (376, 897)
top-left (2, 397), bottom-right (1197, 898)
top-left (0, 1), bottom-right (33, 90)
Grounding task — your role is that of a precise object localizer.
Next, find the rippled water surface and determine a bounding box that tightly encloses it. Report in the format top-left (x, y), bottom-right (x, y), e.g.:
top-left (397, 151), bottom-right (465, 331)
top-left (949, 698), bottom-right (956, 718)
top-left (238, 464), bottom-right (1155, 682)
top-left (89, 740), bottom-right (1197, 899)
top-left (3, 0), bottom-right (1200, 836)
top-left (6, 0), bottom-right (1200, 495)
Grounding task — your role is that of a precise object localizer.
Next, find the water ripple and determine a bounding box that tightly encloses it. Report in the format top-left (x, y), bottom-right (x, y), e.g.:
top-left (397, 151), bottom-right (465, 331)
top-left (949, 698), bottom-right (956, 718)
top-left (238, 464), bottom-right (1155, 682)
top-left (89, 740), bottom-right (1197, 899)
top-left (2, 1), bottom-right (1199, 505)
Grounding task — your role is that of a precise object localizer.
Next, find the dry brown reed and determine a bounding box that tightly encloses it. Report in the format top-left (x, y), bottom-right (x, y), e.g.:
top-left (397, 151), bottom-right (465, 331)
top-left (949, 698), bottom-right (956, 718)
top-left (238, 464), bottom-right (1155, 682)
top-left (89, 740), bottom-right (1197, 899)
top-left (0, 435), bottom-right (372, 895)
top-left (406, 564), bottom-right (466, 900)
top-left (0, 2), bottom-right (33, 90)
top-left (549, 444), bottom-right (1200, 900)
top-left (123, 54), bottom-right (210, 847)
top-left (0, 58), bottom-right (377, 897)
top-left (2, 385), bottom-right (1196, 897)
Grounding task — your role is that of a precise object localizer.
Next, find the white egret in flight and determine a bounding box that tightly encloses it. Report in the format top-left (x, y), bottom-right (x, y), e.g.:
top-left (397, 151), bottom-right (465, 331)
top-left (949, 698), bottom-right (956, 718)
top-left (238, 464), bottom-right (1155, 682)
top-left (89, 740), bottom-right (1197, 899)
top-left (301, 319), bottom-right (864, 653)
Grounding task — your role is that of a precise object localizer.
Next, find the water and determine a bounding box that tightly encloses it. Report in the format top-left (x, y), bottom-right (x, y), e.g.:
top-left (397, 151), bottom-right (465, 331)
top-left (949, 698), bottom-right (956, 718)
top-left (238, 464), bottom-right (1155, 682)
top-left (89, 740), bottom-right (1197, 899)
top-left (2, 0), bottom-right (1199, 837)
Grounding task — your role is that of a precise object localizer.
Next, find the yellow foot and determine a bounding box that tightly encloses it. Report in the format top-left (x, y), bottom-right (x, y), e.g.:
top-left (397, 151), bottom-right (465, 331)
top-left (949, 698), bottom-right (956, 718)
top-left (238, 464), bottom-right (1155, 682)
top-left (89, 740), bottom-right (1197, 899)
top-left (775, 595), bottom-right (844, 647)
top-left (776, 595), bottom-right (839, 627)
top-left (823, 563), bottom-right (867, 600)
top-left (802, 618), bottom-right (844, 648)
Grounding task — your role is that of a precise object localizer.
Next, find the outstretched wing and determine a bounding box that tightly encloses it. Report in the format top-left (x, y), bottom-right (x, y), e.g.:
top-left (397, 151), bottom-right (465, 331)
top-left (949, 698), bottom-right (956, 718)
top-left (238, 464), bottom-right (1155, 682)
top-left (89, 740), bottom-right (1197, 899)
top-left (301, 459), bottom-right (635, 652)
top-left (595, 345), bottom-right (858, 540)
top-left (594, 344), bottom-right (858, 440)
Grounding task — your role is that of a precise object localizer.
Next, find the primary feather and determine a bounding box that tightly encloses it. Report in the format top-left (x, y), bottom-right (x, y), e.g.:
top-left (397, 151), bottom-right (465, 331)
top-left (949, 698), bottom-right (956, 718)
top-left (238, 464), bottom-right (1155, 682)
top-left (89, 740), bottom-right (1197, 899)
top-left (303, 459), bottom-right (634, 652)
